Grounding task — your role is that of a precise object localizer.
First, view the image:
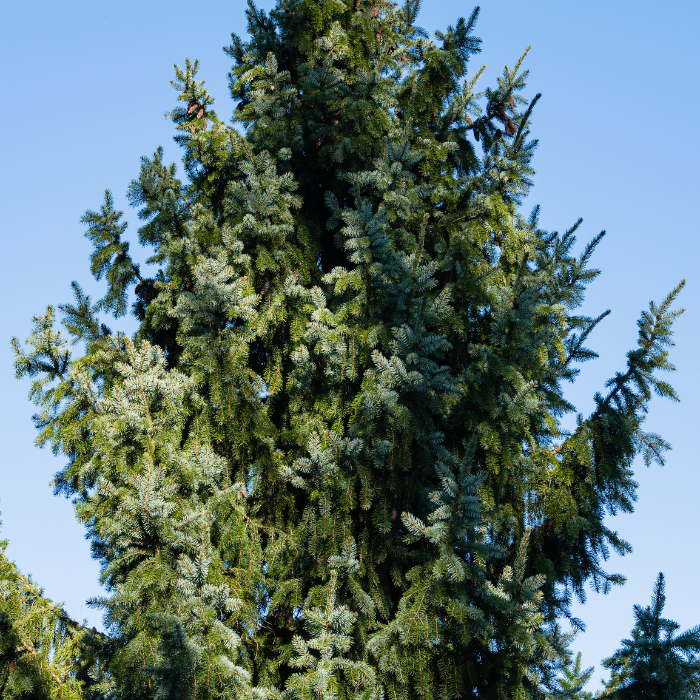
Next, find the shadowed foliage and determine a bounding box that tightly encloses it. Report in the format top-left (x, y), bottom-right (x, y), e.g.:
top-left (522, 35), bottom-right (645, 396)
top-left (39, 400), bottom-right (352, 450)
top-left (7, 2), bottom-right (685, 699)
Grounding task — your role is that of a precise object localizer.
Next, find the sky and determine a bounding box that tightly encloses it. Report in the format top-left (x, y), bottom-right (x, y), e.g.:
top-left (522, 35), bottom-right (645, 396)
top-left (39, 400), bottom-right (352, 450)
top-left (1, 0), bottom-right (698, 691)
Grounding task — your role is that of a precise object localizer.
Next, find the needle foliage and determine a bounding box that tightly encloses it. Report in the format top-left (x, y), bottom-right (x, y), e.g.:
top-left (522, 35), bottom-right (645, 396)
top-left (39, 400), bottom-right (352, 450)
top-left (599, 574), bottom-right (700, 699)
top-left (7, 1), bottom-right (685, 698)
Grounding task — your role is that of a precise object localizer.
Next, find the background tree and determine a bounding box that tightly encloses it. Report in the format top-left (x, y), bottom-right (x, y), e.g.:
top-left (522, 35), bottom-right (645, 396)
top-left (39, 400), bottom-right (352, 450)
top-left (551, 652), bottom-right (593, 699)
top-left (8, 1), bottom-right (685, 698)
top-left (0, 517), bottom-right (108, 700)
top-left (599, 573), bottom-right (700, 699)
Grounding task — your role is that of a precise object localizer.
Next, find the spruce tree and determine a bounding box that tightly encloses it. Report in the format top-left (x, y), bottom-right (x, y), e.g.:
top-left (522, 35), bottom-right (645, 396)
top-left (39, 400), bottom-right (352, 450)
top-left (551, 652), bottom-right (593, 700)
top-left (7, 1), bottom-right (685, 699)
top-left (0, 517), bottom-right (108, 700)
top-left (599, 574), bottom-right (700, 699)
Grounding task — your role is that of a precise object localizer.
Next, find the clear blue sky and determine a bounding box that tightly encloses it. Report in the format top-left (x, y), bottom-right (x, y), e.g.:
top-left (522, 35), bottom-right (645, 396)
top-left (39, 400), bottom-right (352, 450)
top-left (1, 0), bottom-right (698, 691)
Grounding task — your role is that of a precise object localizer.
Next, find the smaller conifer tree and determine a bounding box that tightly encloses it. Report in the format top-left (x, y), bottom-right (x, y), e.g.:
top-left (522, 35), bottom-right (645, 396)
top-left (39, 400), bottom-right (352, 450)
top-left (0, 516), bottom-right (108, 700)
top-left (600, 573), bottom-right (700, 699)
top-left (552, 652), bottom-right (593, 699)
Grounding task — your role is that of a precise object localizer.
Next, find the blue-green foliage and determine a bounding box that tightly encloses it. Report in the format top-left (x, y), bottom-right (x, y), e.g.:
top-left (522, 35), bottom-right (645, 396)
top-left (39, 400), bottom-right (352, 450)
top-left (9, 1), bottom-right (685, 699)
top-left (600, 574), bottom-right (700, 699)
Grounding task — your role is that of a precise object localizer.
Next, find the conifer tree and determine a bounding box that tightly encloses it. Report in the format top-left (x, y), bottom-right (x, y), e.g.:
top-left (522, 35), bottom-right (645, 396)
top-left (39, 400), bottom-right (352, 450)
top-left (8, 1), bottom-right (686, 699)
top-left (599, 574), bottom-right (700, 699)
top-left (0, 517), bottom-right (108, 700)
top-left (552, 652), bottom-right (593, 699)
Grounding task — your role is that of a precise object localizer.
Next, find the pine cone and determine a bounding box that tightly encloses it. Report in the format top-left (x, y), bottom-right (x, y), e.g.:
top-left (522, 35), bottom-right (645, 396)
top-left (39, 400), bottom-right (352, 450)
top-left (509, 95), bottom-right (515, 109)
top-left (371, 5), bottom-right (379, 17)
top-left (257, 278), bottom-right (271, 297)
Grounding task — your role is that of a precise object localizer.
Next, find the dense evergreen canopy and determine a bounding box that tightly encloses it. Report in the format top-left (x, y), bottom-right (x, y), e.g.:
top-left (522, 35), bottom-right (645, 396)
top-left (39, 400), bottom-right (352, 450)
top-left (3, 1), bottom-right (685, 698)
